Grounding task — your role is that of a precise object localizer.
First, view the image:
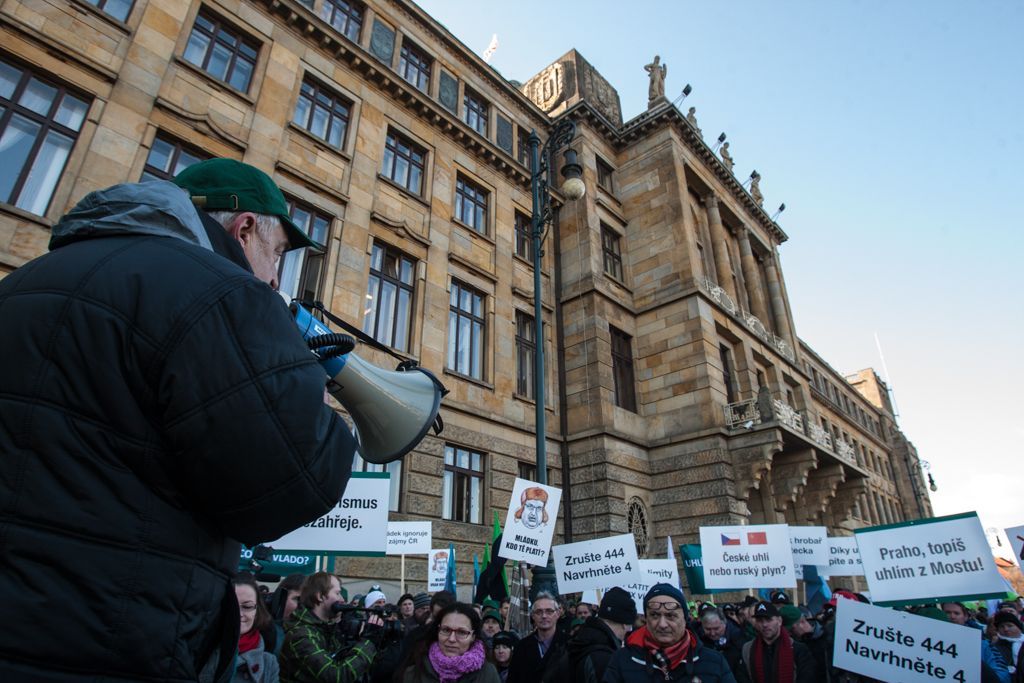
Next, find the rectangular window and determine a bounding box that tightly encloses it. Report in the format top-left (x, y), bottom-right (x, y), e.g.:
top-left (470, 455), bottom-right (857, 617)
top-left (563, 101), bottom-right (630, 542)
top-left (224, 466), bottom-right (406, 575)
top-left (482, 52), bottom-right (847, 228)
top-left (517, 127), bottom-right (530, 166)
top-left (463, 88), bottom-right (488, 136)
top-left (515, 310), bottom-right (536, 399)
top-left (278, 199), bottom-right (331, 303)
top-left (293, 78), bottom-right (351, 149)
top-left (362, 241), bottom-right (416, 353)
top-left (596, 156), bottom-right (614, 192)
top-left (719, 344), bottom-right (736, 404)
top-left (84, 0), bottom-right (133, 21)
top-left (514, 211), bottom-right (533, 261)
top-left (454, 175), bottom-right (488, 234)
top-left (517, 461), bottom-right (553, 485)
top-left (601, 223), bottom-right (624, 281)
top-left (443, 444), bottom-right (483, 524)
top-left (141, 134), bottom-right (207, 181)
top-left (398, 41), bottom-right (431, 92)
top-left (183, 12), bottom-right (259, 92)
top-left (321, 0), bottom-right (363, 42)
top-left (0, 58), bottom-right (90, 216)
top-left (611, 326), bottom-right (637, 412)
top-left (381, 129), bottom-right (426, 195)
top-left (352, 452), bottom-right (402, 513)
top-left (447, 280), bottom-right (485, 379)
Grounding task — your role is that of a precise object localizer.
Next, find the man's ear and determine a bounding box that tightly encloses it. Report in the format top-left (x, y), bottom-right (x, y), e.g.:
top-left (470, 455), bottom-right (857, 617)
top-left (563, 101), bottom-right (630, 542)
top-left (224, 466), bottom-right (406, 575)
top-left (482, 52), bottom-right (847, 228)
top-left (227, 212), bottom-right (258, 245)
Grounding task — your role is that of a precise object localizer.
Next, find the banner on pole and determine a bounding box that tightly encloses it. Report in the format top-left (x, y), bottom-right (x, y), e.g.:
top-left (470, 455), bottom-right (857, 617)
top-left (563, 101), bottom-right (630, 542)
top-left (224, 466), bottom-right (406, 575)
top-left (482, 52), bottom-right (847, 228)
top-left (1005, 523), bottom-right (1024, 569)
top-left (679, 544), bottom-right (730, 594)
top-left (270, 473), bottom-right (389, 555)
top-left (552, 533), bottom-right (641, 594)
top-left (386, 521), bottom-right (431, 555)
top-left (498, 478), bottom-right (562, 566)
top-left (699, 524), bottom-right (796, 589)
top-left (624, 559), bottom-right (680, 613)
top-left (832, 598), bottom-right (980, 683)
top-left (854, 512), bottom-right (1007, 606)
top-left (428, 547), bottom-right (450, 592)
top-left (829, 536), bottom-right (866, 576)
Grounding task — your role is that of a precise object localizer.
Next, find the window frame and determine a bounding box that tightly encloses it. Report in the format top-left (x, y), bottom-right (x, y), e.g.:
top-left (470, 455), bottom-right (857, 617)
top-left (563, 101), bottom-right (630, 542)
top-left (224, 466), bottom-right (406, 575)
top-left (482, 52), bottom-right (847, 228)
top-left (362, 241), bottom-right (417, 353)
top-left (517, 127), bottom-right (531, 166)
top-left (0, 57), bottom-right (90, 216)
top-left (292, 77), bottom-right (352, 150)
top-left (514, 211), bottom-right (533, 262)
top-left (352, 452), bottom-right (402, 513)
top-left (454, 174), bottom-right (489, 234)
top-left (277, 198), bottom-right (332, 303)
top-left (140, 134), bottom-right (208, 182)
top-left (463, 87), bottom-right (488, 136)
top-left (82, 0), bottom-right (133, 22)
top-left (610, 326), bottom-right (637, 412)
top-left (321, 0), bottom-right (363, 42)
top-left (381, 128), bottom-right (426, 195)
top-left (183, 11), bottom-right (260, 93)
top-left (515, 309), bottom-right (536, 399)
top-left (596, 156), bottom-right (615, 192)
top-left (398, 40), bottom-right (431, 92)
top-left (447, 279), bottom-right (486, 380)
top-left (601, 223), bottom-right (624, 281)
top-left (443, 444), bottom-right (484, 524)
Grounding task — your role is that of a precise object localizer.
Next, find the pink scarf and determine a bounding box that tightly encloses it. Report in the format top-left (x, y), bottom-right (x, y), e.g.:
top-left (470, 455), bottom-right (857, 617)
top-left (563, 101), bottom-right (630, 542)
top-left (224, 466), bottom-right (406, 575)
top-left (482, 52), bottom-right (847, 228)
top-left (428, 640), bottom-right (486, 683)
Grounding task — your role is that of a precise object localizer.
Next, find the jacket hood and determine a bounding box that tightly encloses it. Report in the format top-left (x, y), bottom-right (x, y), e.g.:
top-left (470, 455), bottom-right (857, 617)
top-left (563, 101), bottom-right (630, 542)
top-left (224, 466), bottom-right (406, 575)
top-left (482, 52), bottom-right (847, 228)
top-left (50, 180), bottom-right (213, 251)
top-left (568, 617), bottom-right (619, 657)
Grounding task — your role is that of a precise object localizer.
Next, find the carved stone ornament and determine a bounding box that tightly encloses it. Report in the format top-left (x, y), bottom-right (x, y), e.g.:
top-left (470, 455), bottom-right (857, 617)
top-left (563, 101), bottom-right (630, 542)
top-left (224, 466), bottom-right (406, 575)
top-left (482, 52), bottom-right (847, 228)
top-left (686, 107), bottom-right (703, 138)
top-left (720, 142), bottom-right (734, 172)
top-left (439, 71), bottom-right (458, 113)
top-left (644, 55), bottom-right (666, 103)
top-left (750, 174), bottom-right (764, 206)
top-left (369, 20), bottom-right (395, 64)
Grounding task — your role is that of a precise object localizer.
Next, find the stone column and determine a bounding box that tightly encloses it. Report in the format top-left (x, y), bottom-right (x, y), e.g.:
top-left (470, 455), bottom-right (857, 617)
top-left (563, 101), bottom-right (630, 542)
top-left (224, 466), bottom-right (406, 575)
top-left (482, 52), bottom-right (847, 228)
top-left (703, 195), bottom-right (737, 302)
top-left (737, 227), bottom-right (770, 324)
top-left (763, 248), bottom-right (793, 345)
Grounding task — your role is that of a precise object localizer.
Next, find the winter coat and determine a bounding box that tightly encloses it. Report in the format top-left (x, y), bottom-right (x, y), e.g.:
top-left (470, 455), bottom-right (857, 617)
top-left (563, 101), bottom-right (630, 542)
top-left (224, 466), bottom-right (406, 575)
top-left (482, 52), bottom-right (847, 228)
top-left (568, 617), bottom-right (623, 683)
top-left (602, 636), bottom-right (737, 683)
top-left (279, 607), bottom-right (378, 683)
top-left (0, 180), bottom-right (358, 682)
top-left (506, 630), bottom-right (567, 683)
top-left (401, 657), bottom-right (501, 683)
top-left (236, 634), bottom-right (281, 683)
top-left (740, 636), bottom-right (817, 683)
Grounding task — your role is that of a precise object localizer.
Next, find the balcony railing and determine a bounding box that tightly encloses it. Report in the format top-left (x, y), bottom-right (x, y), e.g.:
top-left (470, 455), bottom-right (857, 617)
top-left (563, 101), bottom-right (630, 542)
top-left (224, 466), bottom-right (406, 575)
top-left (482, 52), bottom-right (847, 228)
top-left (773, 399), bottom-right (804, 431)
top-left (699, 277), bottom-right (795, 362)
top-left (806, 421), bottom-right (834, 450)
top-left (836, 439), bottom-right (856, 463)
top-left (724, 398), bottom-right (760, 428)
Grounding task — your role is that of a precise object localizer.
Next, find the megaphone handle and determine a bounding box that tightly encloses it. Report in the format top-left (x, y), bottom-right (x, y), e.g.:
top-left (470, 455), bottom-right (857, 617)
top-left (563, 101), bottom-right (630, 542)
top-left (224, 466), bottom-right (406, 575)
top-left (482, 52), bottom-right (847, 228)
top-left (432, 413), bottom-right (444, 435)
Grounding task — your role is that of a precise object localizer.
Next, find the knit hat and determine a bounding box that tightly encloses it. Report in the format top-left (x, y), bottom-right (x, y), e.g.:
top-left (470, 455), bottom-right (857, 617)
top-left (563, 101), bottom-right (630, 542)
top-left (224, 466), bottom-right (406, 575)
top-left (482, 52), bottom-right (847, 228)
top-left (643, 583), bottom-right (686, 607)
top-left (739, 595), bottom-right (760, 609)
top-left (752, 601), bottom-right (780, 619)
top-left (769, 590), bottom-right (791, 605)
top-left (413, 592), bottom-right (431, 609)
top-left (599, 586), bottom-right (638, 625)
top-left (492, 631), bottom-right (519, 648)
top-left (779, 604), bottom-right (802, 628)
top-left (364, 590), bottom-right (387, 608)
top-left (482, 608), bottom-right (501, 624)
top-left (994, 611), bottom-right (1024, 631)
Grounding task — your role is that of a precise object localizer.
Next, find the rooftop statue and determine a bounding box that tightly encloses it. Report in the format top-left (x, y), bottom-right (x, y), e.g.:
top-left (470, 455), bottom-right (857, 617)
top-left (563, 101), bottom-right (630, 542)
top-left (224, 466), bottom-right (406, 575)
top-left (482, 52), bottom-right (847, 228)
top-left (720, 142), bottom-right (734, 172)
top-left (750, 173), bottom-right (764, 206)
top-left (686, 106), bottom-right (703, 138)
top-left (644, 55), bottom-right (666, 104)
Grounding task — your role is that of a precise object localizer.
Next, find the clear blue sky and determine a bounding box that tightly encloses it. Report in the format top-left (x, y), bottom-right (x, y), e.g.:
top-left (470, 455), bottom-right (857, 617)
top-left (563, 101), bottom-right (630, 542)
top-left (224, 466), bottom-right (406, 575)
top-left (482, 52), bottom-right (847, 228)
top-left (417, 0), bottom-right (1024, 553)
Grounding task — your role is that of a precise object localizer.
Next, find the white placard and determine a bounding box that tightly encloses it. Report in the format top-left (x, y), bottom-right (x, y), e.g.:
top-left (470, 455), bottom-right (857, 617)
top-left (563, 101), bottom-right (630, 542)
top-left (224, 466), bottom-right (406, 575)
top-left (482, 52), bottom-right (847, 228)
top-left (428, 548), bottom-right (450, 591)
top-left (624, 559), bottom-right (681, 612)
top-left (553, 534), bottom-right (641, 594)
top-left (270, 473), bottom-right (389, 554)
top-left (1006, 524), bottom-right (1024, 569)
top-left (855, 512), bottom-right (1007, 606)
top-left (498, 478), bottom-right (562, 566)
top-left (790, 526), bottom-right (830, 566)
top-left (833, 598), bottom-right (979, 683)
top-left (829, 536), bottom-right (866, 576)
top-left (699, 524), bottom-right (796, 589)
top-left (386, 522), bottom-right (432, 556)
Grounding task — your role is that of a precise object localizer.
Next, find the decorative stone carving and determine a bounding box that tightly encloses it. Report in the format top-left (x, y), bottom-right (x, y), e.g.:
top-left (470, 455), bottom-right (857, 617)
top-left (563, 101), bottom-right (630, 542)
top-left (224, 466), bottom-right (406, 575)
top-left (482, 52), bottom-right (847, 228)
top-left (750, 173), bottom-right (764, 206)
top-left (720, 141), bottom-right (734, 172)
top-left (686, 107), bottom-right (703, 138)
top-left (521, 50), bottom-right (622, 125)
top-left (438, 71), bottom-right (458, 113)
top-left (644, 55), bottom-right (666, 104)
top-left (496, 114), bottom-right (513, 154)
top-left (369, 20), bottom-right (395, 64)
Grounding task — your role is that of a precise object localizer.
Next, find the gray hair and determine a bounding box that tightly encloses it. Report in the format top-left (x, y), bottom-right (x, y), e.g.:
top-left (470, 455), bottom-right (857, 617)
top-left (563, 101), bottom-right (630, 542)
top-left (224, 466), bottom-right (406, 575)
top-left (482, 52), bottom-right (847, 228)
top-left (206, 211), bottom-right (282, 239)
top-left (700, 608), bottom-right (725, 625)
top-left (532, 591), bottom-right (561, 607)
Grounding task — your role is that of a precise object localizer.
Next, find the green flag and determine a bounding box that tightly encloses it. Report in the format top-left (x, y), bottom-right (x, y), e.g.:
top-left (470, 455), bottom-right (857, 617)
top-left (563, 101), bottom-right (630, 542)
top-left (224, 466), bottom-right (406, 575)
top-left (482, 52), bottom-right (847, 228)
top-left (679, 544), bottom-right (730, 595)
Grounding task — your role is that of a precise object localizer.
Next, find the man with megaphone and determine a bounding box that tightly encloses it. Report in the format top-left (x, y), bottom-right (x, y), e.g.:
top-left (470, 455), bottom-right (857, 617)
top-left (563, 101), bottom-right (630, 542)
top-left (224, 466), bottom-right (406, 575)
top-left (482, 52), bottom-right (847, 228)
top-left (0, 159), bottom-right (362, 683)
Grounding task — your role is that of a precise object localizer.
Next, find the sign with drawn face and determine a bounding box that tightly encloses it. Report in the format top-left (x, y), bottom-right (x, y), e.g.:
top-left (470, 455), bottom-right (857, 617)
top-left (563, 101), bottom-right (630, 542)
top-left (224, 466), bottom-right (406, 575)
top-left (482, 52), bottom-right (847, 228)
top-left (428, 548), bottom-right (450, 591)
top-left (499, 478), bottom-right (562, 566)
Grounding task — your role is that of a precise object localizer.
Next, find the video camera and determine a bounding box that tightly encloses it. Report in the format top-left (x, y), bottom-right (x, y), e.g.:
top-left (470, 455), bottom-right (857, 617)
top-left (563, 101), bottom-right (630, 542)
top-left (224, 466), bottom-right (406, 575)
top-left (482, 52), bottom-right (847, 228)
top-left (331, 603), bottom-right (405, 643)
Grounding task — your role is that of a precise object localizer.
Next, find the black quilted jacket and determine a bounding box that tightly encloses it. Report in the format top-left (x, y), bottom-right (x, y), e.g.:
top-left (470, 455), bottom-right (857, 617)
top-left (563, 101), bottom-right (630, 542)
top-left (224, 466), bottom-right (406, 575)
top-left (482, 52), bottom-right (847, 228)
top-left (0, 181), bottom-right (357, 682)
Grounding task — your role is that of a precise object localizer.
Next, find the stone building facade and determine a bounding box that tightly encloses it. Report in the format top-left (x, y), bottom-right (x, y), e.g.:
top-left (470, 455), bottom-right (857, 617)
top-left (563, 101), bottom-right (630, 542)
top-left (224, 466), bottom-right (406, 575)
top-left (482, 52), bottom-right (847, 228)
top-left (0, 0), bottom-right (930, 597)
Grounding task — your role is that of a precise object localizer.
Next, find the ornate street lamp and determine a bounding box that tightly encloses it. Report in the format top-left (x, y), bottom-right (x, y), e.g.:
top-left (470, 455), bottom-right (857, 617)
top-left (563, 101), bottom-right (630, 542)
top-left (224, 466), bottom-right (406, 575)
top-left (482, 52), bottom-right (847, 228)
top-left (527, 118), bottom-right (584, 598)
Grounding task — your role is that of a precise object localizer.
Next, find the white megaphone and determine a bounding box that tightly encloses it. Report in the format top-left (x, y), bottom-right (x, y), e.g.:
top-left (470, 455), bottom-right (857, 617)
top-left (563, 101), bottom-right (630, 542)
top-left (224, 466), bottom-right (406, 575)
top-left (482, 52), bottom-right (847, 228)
top-left (291, 302), bottom-right (447, 464)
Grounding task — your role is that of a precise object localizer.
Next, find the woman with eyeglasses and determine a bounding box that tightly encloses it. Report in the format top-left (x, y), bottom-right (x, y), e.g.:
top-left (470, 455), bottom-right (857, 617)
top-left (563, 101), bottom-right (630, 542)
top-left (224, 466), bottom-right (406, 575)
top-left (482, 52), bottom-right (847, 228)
top-left (401, 602), bottom-right (500, 683)
top-left (233, 573), bottom-right (280, 683)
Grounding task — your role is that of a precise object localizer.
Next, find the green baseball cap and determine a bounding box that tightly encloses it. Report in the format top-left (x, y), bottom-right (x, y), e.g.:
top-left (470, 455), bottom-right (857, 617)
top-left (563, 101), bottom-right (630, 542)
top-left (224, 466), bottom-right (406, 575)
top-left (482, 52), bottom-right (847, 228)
top-left (172, 158), bottom-right (317, 250)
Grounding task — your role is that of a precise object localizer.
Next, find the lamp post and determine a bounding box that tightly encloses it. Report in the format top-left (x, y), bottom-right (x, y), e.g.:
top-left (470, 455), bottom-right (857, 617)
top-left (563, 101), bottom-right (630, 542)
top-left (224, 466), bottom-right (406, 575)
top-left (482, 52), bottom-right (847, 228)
top-left (527, 118), bottom-right (584, 599)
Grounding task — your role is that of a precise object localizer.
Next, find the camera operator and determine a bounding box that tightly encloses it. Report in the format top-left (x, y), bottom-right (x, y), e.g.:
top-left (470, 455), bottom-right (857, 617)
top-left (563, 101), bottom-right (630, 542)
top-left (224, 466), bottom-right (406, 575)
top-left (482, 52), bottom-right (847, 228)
top-left (281, 572), bottom-right (384, 683)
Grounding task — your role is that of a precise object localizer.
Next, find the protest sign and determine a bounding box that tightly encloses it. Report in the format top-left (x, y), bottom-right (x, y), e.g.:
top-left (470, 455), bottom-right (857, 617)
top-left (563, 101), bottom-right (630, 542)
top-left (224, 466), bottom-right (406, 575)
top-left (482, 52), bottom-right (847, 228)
top-left (829, 536), bottom-right (865, 576)
top-left (833, 597), bottom-right (979, 683)
top-left (624, 559), bottom-right (681, 612)
top-left (1006, 523), bottom-right (1024, 569)
top-left (855, 512), bottom-right (1006, 606)
top-left (238, 548), bottom-right (320, 576)
top-left (386, 521), bottom-right (431, 555)
top-left (699, 524), bottom-right (796, 589)
top-left (498, 478), bottom-right (562, 566)
top-left (679, 544), bottom-right (729, 594)
top-left (553, 533), bottom-right (641, 594)
top-left (790, 526), bottom-right (830, 566)
top-left (428, 548), bottom-right (450, 591)
top-left (270, 473), bottom-right (389, 555)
